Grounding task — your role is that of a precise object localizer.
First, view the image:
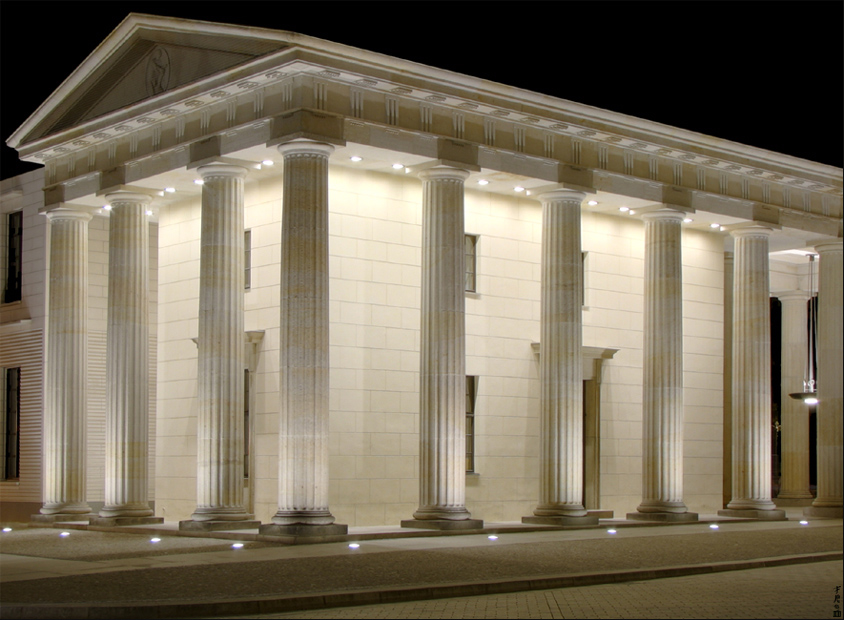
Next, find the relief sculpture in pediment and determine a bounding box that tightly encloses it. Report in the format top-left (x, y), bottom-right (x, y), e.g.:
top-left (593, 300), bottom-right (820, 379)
top-left (146, 47), bottom-right (171, 96)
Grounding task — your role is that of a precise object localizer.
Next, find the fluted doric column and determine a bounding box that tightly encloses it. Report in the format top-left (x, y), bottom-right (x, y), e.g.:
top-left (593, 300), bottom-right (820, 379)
top-left (184, 164), bottom-right (253, 527)
top-left (95, 193), bottom-right (160, 524)
top-left (806, 240), bottom-right (843, 517)
top-left (522, 190), bottom-right (595, 526)
top-left (632, 210), bottom-right (696, 521)
top-left (403, 166), bottom-right (481, 530)
top-left (38, 208), bottom-right (93, 519)
top-left (720, 227), bottom-right (784, 519)
top-left (776, 291), bottom-right (813, 500)
top-left (262, 140), bottom-right (346, 536)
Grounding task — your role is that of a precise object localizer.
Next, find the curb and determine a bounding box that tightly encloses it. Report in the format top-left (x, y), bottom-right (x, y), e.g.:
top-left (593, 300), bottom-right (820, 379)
top-left (1, 552), bottom-right (841, 619)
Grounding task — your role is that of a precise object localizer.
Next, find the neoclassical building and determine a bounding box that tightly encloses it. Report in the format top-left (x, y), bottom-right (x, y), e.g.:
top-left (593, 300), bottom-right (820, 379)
top-left (1, 14), bottom-right (841, 531)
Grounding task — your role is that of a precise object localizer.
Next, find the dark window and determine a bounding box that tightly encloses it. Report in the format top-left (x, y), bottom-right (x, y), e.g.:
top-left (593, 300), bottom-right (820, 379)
top-left (4, 211), bottom-right (23, 303)
top-left (465, 234), bottom-right (478, 293)
top-left (466, 375), bottom-right (477, 473)
top-left (2, 367), bottom-right (21, 480)
top-left (244, 230), bottom-right (252, 290)
top-left (244, 368), bottom-right (250, 478)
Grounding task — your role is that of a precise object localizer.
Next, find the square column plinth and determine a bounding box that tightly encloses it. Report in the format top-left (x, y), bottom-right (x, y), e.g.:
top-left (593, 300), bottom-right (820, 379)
top-left (401, 519), bottom-right (484, 530)
top-left (179, 518), bottom-right (261, 532)
top-left (260, 523), bottom-right (348, 537)
top-left (626, 512), bottom-right (700, 522)
top-left (522, 515), bottom-right (599, 527)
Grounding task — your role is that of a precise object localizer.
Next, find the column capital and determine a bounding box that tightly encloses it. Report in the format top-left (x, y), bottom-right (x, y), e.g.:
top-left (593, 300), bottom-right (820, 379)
top-left (776, 290), bottom-right (812, 303)
top-left (105, 192), bottom-right (152, 207)
top-left (642, 209), bottom-right (686, 223)
top-left (44, 207), bottom-right (93, 223)
top-left (730, 225), bottom-right (773, 240)
top-left (198, 163), bottom-right (249, 179)
top-left (536, 189), bottom-right (586, 204)
top-left (814, 239), bottom-right (843, 254)
top-left (277, 140), bottom-right (335, 158)
top-left (417, 166), bottom-right (470, 182)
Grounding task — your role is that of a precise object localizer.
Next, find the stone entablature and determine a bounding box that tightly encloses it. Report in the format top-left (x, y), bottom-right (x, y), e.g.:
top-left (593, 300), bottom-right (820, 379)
top-left (6, 15), bottom-right (841, 236)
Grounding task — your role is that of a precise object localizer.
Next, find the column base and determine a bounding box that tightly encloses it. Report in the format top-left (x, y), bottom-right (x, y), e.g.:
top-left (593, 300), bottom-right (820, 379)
top-left (179, 519), bottom-right (261, 531)
top-left (626, 512), bottom-right (699, 522)
top-left (717, 509), bottom-right (787, 520)
top-left (88, 516), bottom-right (164, 527)
top-left (522, 515), bottom-right (599, 527)
top-left (259, 523), bottom-right (349, 537)
top-left (30, 513), bottom-right (91, 526)
top-left (803, 506), bottom-right (843, 518)
top-left (774, 497), bottom-right (815, 507)
top-left (401, 518), bottom-right (484, 530)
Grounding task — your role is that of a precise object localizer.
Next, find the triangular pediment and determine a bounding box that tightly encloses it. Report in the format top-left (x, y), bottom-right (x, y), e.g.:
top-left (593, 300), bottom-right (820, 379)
top-left (12, 14), bottom-right (290, 147)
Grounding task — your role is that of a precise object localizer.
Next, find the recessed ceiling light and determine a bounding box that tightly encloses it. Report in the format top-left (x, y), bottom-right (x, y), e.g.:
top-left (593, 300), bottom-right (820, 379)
top-left (103, 204), bottom-right (112, 211)
top-left (2, 527), bottom-right (11, 532)
top-left (232, 543), bottom-right (244, 549)
top-left (478, 180), bottom-right (489, 185)
top-left (194, 179), bottom-right (204, 185)
top-left (150, 537), bottom-right (161, 543)
top-left (709, 524), bottom-right (719, 530)
top-left (710, 223), bottom-right (720, 229)
top-left (262, 160), bottom-right (274, 166)
top-left (350, 156), bottom-right (362, 162)
top-left (164, 187), bottom-right (176, 193)
top-left (683, 218), bottom-right (693, 223)
top-left (619, 206), bottom-right (629, 212)
top-left (587, 200), bottom-right (598, 206)
top-left (60, 532), bottom-right (70, 537)
top-left (487, 535), bottom-right (498, 540)
top-left (607, 529), bottom-right (617, 535)
top-left (799, 520), bottom-right (809, 525)
top-left (349, 543), bottom-right (360, 549)
top-left (146, 210), bottom-right (153, 216)
top-left (392, 163), bottom-right (404, 169)
top-left (514, 186), bottom-right (525, 192)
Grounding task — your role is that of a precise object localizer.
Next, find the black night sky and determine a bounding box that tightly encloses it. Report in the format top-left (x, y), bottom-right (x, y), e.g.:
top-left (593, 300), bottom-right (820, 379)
top-left (1, 1), bottom-right (842, 181)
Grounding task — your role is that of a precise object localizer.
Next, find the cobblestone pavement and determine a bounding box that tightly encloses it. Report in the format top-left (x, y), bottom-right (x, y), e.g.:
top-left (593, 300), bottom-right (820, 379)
top-left (223, 560), bottom-right (842, 619)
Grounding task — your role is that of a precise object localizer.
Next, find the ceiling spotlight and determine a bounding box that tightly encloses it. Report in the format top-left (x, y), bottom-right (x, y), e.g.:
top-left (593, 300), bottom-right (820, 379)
top-left (60, 531), bottom-right (70, 537)
top-left (607, 529), bottom-right (617, 535)
top-left (150, 537), bottom-right (161, 543)
top-left (349, 543), bottom-right (360, 549)
top-left (2, 527), bottom-right (11, 532)
top-left (619, 206), bottom-right (629, 212)
top-left (232, 543), bottom-right (244, 549)
top-left (683, 218), bottom-right (693, 223)
top-left (146, 210), bottom-right (153, 216)
top-left (478, 180), bottom-right (489, 185)
top-left (262, 160), bottom-right (274, 166)
top-left (710, 223), bottom-right (720, 229)
top-left (709, 524), bottom-right (719, 530)
top-left (799, 520), bottom-right (809, 525)
top-left (487, 535), bottom-right (498, 540)
top-left (514, 186), bottom-right (525, 192)
top-left (164, 187), bottom-right (176, 193)
top-left (103, 204), bottom-right (112, 211)
top-left (392, 163), bottom-right (404, 169)
top-left (350, 156), bottom-right (362, 162)
top-left (194, 179), bottom-right (204, 185)
top-left (587, 200), bottom-right (598, 206)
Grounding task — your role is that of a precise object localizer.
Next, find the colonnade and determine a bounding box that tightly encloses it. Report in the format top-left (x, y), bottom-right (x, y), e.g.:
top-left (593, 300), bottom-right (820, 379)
top-left (34, 140), bottom-right (843, 529)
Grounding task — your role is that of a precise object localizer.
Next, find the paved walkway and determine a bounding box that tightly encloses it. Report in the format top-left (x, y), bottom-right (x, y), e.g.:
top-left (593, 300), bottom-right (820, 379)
top-left (0, 510), bottom-right (840, 619)
top-left (232, 560), bottom-right (842, 619)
